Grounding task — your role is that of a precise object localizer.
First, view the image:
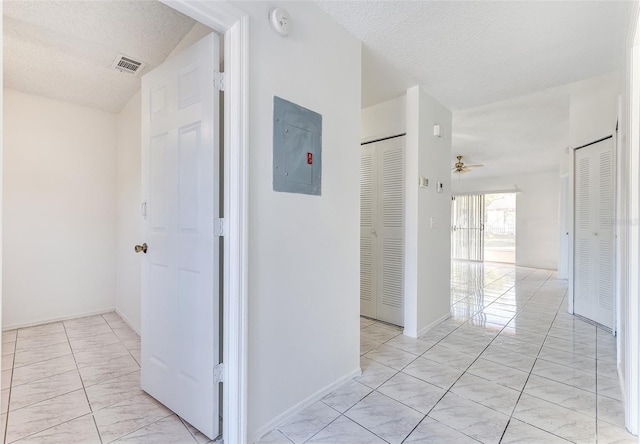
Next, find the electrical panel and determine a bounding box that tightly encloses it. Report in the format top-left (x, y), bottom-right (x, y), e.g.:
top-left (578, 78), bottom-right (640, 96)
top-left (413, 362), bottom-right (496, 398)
top-left (273, 96), bottom-right (322, 195)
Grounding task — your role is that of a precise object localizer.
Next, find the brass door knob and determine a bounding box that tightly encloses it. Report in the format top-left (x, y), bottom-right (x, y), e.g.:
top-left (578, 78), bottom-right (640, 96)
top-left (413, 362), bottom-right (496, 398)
top-left (134, 243), bottom-right (148, 254)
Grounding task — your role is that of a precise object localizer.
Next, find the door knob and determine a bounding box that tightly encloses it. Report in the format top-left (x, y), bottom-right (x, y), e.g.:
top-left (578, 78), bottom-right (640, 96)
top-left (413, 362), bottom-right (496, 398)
top-left (134, 243), bottom-right (148, 254)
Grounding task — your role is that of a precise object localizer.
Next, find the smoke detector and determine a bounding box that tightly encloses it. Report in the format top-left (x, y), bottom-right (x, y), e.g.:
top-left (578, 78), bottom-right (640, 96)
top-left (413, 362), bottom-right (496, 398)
top-left (269, 8), bottom-right (291, 36)
top-left (111, 54), bottom-right (146, 75)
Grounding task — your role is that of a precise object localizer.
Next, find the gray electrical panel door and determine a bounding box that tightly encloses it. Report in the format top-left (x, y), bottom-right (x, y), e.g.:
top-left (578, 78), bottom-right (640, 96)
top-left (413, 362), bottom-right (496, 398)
top-left (273, 96), bottom-right (322, 195)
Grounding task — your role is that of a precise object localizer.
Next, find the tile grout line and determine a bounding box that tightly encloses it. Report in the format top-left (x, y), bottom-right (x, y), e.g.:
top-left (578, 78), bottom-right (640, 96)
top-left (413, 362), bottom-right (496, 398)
top-left (3, 330), bottom-right (18, 444)
top-left (178, 415), bottom-right (209, 444)
top-left (386, 267), bottom-right (560, 442)
top-left (95, 314), bottom-right (192, 443)
top-left (63, 318), bottom-right (104, 444)
top-left (5, 322), bottom-right (96, 444)
top-left (364, 266), bottom-right (540, 443)
top-left (497, 284), bottom-right (567, 443)
top-left (416, 278), bottom-right (547, 442)
top-left (415, 265), bottom-right (536, 442)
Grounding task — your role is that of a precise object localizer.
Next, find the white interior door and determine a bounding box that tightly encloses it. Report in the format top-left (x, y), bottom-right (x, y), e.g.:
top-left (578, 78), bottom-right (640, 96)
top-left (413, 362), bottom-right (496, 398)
top-left (377, 139), bottom-right (405, 326)
top-left (359, 137), bottom-right (405, 326)
top-left (360, 144), bottom-right (377, 318)
top-left (574, 138), bottom-right (615, 329)
top-left (140, 33), bottom-right (220, 439)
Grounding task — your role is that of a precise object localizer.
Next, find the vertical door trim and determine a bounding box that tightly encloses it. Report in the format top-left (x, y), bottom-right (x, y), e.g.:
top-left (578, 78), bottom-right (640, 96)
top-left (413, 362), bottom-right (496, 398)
top-left (159, 2), bottom-right (249, 443)
top-left (624, 19), bottom-right (640, 434)
top-left (558, 174), bottom-right (570, 280)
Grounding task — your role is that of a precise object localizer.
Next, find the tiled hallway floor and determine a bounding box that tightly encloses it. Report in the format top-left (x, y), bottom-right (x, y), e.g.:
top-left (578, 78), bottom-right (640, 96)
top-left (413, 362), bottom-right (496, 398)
top-left (260, 262), bottom-right (637, 443)
top-left (1, 312), bottom-right (212, 443)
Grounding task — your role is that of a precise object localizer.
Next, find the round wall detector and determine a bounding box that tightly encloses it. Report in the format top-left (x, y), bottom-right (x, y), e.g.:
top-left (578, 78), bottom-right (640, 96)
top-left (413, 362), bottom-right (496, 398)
top-left (269, 8), bottom-right (291, 36)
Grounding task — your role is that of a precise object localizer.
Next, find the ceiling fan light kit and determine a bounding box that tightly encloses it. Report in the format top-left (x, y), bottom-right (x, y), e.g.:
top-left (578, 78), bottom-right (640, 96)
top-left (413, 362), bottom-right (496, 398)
top-left (452, 155), bottom-right (484, 176)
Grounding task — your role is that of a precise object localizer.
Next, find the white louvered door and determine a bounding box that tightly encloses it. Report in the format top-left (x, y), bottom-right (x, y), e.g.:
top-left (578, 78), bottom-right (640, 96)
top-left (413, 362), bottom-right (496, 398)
top-left (360, 144), bottom-right (377, 319)
top-left (360, 137), bottom-right (405, 326)
top-left (574, 138), bottom-right (615, 329)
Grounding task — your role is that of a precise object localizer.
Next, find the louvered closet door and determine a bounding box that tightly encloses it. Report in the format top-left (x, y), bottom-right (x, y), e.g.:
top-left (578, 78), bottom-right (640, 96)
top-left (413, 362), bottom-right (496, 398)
top-left (574, 138), bottom-right (614, 329)
top-left (376, 139), bottom-right (405, 325)
top-left (359, 137), bottom-right (405, 326)
top-left (360, 144), bottom-right (377, 319)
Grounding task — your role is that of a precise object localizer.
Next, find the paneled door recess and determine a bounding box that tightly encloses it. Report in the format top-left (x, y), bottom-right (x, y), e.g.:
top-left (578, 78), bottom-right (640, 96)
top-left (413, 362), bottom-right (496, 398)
top-left (360, 136), bottom-right (405, 326)
top-left (574, 137), bottom-right (615, 330)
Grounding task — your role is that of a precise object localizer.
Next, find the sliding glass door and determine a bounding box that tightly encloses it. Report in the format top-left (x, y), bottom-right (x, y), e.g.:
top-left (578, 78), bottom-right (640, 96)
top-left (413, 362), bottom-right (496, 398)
top-left (484, 193), bottom-right (516, 263)
top-left (451, 194), bottom-right (484, 261)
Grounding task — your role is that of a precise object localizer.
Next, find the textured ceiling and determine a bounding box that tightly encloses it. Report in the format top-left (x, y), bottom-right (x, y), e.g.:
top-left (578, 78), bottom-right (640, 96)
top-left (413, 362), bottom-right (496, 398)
top-left (317, 1), bottom-right (632, 110)
top-left (3, 1), bottom-right (197, 113)
top-left (451, 85), bottom-right (570, 180)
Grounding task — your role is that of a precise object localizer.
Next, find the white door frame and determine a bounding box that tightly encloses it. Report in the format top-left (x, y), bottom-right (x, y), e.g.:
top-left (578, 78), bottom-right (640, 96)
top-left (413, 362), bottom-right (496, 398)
top-left (160, 1), bottom-right (248, 442)
top-left (625, 5), bottom-right (640, 434)
top-left (558, 174), bottom-right (569, 280)
top-left (567, 147), bottom-right (575, 315)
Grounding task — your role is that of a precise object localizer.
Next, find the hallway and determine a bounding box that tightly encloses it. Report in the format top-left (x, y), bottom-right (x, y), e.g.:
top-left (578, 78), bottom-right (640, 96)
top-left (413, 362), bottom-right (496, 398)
top-left (260, 262), bottom-right (636, 443)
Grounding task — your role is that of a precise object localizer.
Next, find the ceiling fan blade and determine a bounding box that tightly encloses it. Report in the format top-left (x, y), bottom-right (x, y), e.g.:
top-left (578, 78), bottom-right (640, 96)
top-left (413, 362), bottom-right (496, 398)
top-left (465, 164), bottom-right (484, 168)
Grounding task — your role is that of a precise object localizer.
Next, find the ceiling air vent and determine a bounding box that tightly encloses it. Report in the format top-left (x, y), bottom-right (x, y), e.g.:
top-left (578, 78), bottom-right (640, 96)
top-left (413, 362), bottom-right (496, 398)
top-left (111, 54), bottom-right (146, 75)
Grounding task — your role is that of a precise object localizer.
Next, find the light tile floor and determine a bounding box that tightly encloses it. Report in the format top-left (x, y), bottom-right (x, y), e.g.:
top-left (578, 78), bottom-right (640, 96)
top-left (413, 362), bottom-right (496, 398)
top-left (260, 262), bottom-right (638, 443)
top-left (1, 312), bottom-right (212, 443)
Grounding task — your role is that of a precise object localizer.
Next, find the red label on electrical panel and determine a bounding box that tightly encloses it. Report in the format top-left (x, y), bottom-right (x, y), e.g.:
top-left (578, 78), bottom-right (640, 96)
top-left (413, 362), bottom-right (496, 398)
top-left (307, 152), bottom-right (313, 165)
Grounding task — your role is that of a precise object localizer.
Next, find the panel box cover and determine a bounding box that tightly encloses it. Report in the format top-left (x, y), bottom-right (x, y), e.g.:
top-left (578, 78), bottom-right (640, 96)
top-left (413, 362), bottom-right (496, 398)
top-left (273, 96), bottom-right (322, 195)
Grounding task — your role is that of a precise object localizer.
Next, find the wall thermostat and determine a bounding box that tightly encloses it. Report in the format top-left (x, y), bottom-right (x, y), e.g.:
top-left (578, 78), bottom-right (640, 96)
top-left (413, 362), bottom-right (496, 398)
top-left (269, 8), bottom-right (291, 36)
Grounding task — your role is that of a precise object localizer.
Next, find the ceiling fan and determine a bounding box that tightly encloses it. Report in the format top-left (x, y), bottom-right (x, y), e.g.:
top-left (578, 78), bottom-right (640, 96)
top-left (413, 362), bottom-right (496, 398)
top-left (452, 155), bottom-right (484, 174)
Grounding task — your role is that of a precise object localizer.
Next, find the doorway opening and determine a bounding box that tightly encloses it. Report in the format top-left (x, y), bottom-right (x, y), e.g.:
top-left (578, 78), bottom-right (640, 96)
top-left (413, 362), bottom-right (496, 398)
top-left (451, 193), bottom-right (516, 264)
top-left (2, 1), bottom-right (249, 442)
top-left (484, 193), bottom-right (516, 263)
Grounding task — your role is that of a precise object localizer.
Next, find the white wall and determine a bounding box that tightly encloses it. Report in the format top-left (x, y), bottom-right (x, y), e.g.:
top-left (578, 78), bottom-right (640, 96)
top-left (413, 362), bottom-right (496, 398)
top-left (361, 95), bottom-right (406, 142)
top-left (115, 91), bottom-right (142, 332)
top-left (569, 73), bottom-right (620, 149)
top-left (564, 73), bottom-right (620, 317)
top-left (360, 89), bottom-right (452, 338)
top-left (451, 170), bottom-right (560, 270)
top-left (166, 23), bottom-right (214, 60)
top-left (234, 2), bottom-right (361, 440)
top-left (405, 86), bottom-right (452, 337)
top-left (3, 89), bottom-right (117, 328)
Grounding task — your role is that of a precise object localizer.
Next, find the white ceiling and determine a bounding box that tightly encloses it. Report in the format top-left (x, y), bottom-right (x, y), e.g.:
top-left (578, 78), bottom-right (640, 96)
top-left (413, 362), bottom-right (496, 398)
top-left (317, 1), bottom-right (632, 111)
top-left (3, 1), bottom-right (197, 113)
top-left (317, 1), bottom-right (631, 181)
top-left (452, 84), bottom-right (570, 180)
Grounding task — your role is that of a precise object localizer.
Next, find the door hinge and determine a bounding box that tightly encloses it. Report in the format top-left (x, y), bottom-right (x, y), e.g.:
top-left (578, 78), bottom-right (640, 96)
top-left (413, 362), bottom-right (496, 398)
top-left (214, 218), bottom-right (225, 237)
top-left (214, 363), bottom-right (224, 383)
top-left (214, 71), bottom-right (225, 91)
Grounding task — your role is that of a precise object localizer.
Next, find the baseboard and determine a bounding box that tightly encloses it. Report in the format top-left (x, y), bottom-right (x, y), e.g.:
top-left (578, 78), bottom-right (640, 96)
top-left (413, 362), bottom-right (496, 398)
top-left (115, 309), bottom-right (141, 335)
top-left (252, 367), bottom-right (362, 443)
top-left (413, 312), bottom-right (451, 338)
top-left (3, 308), bottom-right (116, 331)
